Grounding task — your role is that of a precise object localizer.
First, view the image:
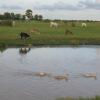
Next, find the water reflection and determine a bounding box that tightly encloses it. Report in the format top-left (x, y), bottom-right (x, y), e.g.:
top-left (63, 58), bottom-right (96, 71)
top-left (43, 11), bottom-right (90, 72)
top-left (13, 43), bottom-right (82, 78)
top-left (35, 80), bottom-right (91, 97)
top-left (96, 48), bottom-right (100, 59)
top-left (19, 47), bottom-right (31, 55)
top-left (0, 45), bottom-right (7, 53)
top-left (0, 46), bottom-right (100, 100)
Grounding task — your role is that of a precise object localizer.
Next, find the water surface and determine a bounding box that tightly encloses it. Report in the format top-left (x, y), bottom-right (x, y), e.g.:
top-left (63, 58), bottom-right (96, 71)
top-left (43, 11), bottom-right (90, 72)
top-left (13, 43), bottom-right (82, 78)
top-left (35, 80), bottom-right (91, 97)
top-left (0, 46), bottom-right (100, 100)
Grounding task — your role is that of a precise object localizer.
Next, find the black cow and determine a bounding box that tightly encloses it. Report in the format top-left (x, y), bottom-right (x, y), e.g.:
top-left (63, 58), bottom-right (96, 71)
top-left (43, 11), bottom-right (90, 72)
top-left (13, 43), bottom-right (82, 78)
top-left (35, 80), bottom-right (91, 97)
top-left (20, 32), bottom-right (30, 39)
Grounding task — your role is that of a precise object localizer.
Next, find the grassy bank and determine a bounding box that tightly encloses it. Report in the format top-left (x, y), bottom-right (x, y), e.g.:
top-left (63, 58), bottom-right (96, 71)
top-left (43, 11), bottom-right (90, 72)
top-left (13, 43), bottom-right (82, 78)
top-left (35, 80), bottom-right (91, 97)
top-left (0, 21), bottom-right (100, 46)
top-left (57, 96), bottom-right (100, 100)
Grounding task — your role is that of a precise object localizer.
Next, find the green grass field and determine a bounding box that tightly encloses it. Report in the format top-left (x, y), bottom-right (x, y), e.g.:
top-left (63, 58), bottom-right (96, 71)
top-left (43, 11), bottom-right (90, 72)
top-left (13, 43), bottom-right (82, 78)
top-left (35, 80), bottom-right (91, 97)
top-left (0, 21), bottom-right (100, 46)
top-left (56, 96), bottom-right (100, 100)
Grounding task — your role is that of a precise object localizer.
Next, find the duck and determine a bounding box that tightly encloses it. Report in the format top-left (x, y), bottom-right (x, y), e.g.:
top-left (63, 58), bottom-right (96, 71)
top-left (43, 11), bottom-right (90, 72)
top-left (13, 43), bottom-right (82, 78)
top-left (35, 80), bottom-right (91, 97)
top-left (34, 72), bottom-right (48, 77)
top-left (82, 73), bottom-right (97, 79)
top-left (53, 74), bottom-right (68, 81)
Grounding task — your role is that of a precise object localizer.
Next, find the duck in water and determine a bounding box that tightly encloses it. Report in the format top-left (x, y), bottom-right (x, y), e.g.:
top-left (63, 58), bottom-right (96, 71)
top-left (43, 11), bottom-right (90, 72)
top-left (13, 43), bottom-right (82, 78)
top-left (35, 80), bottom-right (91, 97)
top-left (53, 74), bottom-right (69, 81)
top-left (82, 73), bottom-right (97, 79)
top-left (34, 72), bottom-right (48, 77)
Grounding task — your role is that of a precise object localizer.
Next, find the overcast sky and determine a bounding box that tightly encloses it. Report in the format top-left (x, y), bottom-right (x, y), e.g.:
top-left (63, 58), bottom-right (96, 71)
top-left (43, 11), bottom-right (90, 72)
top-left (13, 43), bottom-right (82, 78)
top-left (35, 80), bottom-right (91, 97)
top-left (0, 0), bottom-right (100, 20)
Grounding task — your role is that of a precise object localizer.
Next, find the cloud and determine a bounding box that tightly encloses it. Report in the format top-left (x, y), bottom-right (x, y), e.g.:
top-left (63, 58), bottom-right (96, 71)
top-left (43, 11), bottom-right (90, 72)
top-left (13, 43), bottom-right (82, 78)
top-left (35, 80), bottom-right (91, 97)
top-left (33, 1), bottom-right (83, 11)
top-left (79, 0), bottom-right (100, 10)
top-left (33, 0), bottom-right (100, 11)
top-left (0, 0), bottom-right (100, 11)
top-left (0, 4), bottom-right (22, 10)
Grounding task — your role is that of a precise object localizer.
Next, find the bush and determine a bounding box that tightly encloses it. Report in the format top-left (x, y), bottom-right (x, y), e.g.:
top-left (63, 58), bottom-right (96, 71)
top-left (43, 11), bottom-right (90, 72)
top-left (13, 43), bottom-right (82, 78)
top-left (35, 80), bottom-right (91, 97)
top-left (71, 23), bottom-right (76, 27)
top-left (43, 19), bottom-right (51, 23)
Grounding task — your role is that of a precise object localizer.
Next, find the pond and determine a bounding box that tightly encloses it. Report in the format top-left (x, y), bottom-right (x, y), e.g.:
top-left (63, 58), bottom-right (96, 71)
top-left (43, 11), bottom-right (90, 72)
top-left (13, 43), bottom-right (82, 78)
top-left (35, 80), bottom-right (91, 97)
top-left (0, 46), bottom-right (100, 100)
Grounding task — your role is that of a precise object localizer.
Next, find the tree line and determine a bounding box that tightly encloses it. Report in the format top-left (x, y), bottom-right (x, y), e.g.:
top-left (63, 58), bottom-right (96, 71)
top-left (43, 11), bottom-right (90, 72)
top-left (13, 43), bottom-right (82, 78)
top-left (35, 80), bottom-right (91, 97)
top-left (0, 9), bottom-right (43, 21)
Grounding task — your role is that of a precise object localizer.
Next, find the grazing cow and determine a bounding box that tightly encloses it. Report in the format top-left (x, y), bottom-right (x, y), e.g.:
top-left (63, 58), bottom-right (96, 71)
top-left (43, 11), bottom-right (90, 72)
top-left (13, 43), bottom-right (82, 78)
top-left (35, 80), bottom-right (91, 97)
top-left (30, 28), bottom-right (40, 35)
top-left (65, 29), bottom-right (73, 35)
top-left (82, 23), bottom-right (87, 27)
top-left (20, 32), bottom-right (30, 39)
top-left (50, 22), bottom-right (58, 28)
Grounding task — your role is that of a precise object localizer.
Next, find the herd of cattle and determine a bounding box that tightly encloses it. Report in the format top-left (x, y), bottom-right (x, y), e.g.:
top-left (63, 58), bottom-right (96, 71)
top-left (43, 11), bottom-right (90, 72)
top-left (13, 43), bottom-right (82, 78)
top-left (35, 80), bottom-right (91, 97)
top-left (50, 22), bottom-right (87, 28)
top-left (19, 22), bottom-right (87, 39)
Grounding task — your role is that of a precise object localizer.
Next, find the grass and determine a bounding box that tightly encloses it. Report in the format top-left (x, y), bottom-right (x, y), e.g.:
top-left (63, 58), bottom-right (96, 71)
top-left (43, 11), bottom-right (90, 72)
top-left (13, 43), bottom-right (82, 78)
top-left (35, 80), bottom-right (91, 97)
top-left (0, 20), bottom-right (100, 46)
top-left (56, 96), bottom-right (100, 100)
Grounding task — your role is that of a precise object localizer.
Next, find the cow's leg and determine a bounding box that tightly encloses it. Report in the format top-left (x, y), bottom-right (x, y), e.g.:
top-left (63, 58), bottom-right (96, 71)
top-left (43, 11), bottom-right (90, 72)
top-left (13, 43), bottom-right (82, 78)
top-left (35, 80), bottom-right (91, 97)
top-left (24, 36), bottom-right (27, 40)
top-left (21, 35), bottom-right (22, 39)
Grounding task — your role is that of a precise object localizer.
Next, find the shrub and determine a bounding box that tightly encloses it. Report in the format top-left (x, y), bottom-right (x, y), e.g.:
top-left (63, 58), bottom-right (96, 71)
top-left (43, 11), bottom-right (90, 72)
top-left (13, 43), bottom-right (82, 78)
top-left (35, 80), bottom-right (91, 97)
top-left (71, 23), bottom-right (76, 27)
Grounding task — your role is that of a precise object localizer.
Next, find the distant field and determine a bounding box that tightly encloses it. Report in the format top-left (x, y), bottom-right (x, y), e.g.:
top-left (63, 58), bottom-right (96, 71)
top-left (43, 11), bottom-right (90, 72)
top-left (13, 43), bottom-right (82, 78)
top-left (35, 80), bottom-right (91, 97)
top-left (0, 21), bottom-right (100, 46)
top-left (56, 96), bottom-right (100, 100)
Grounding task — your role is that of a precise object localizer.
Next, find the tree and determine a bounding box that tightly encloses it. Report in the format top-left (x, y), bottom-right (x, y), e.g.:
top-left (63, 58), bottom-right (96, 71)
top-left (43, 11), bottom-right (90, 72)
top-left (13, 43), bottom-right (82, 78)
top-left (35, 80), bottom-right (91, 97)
top-left (4, 12), bottom-right (11, 19)
top-left (38, 15), bottom-right (43, 21)
top-left (34, 14), bottom-right (43, 21)
top-left (15, 14), bottom-right (21, 20)
top-left (11, 12), bottom-right (15, 20)
top-left (22, 15), bottom-right (26, 20)
top-left (0, 14), bottom-right (5, 20)
top-left (25, 9), bottom-right (33, 20)
top-left (34, 14), bottom-right (39, 20)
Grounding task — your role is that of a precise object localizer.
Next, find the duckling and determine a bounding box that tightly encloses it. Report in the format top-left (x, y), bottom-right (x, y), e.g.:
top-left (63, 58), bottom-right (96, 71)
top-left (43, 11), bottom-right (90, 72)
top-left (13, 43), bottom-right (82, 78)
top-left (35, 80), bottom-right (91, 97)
top-left (82, 73), bottom-right (97, 79)
top-left (53, 74), bottom-right (68, 81)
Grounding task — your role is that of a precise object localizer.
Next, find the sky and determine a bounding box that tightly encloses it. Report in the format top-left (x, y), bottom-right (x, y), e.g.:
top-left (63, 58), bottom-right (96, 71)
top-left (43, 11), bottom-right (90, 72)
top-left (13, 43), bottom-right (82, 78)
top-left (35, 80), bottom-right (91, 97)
top-left (0, 0), bottom-right (100, 20)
